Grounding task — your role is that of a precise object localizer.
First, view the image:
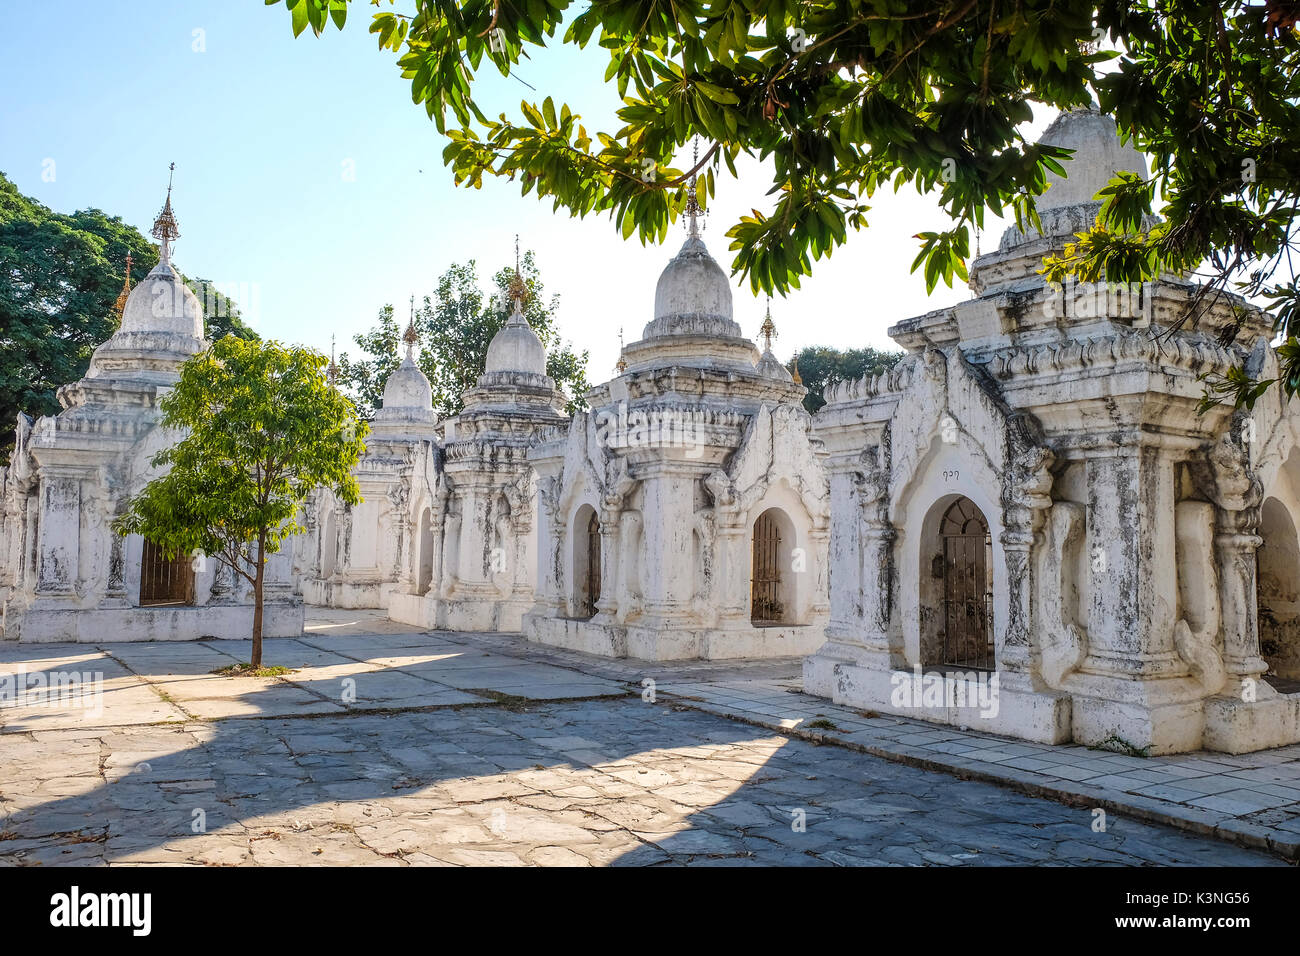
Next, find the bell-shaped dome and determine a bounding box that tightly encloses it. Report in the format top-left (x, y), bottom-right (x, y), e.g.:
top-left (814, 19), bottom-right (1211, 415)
top-left (644, 235), bottom-right (742, 339)
top-left (485, 304), bottom-right (547, 376)
top-left (119, 258), bottom-right (204, 338)
top-left (371, 352), bottom-right (437, 435)
top-left (985, 105), bottom-right (1154, 264)
top-left (381, 354), bottom-right (433, 411)
top-left (1038, 106), bottom-right (1148, 211)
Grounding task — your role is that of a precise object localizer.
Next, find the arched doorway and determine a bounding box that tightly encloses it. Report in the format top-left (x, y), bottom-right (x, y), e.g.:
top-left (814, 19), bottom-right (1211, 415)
top-left (573, 505), bottom-right (601, 619)
top-left (750, 507), bottom-right (799, 625)
top-left (416, 508), bottom-right (435, 595)
top-left (932, 496), bottom-right (994, 670)
top-left (1258, 496), bottom-right (1300, 680)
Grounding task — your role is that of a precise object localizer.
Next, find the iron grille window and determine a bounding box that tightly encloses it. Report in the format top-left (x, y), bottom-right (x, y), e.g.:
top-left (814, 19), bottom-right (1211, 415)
top-left (139, 539), bottom-right (194, 607)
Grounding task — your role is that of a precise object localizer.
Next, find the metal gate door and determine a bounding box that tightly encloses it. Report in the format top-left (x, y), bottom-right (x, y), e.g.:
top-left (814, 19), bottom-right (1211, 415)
top-left (751, 511), bottom-right (782, 623)
top-left (939, 499), bottom-right (993, 669)
top-left (582, 511), bottom-right (601, 619)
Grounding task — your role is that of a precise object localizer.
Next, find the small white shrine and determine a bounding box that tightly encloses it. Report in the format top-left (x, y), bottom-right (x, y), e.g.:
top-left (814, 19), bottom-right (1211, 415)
top-left (387, 265), bottom-right (569, 630)
top-left (802, 108), bottom-right (1300, 755)
top-left (299, 315), bottom-right (439, 610)
top-left (0, 177), bottom-right (300, 641)
top-left (521, 185), bottom-right (831, 660)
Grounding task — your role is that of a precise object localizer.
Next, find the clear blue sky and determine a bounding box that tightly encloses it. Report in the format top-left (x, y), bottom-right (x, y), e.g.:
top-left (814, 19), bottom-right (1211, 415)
top-left (0, 1), bottom-right (1032, 379)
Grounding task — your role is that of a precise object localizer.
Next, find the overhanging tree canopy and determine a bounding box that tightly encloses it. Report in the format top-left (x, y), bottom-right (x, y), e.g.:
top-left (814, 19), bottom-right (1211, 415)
top-left (273, 0), bottom-right (1300, 408)
top-left (339, 252), bottom-right (590, 419)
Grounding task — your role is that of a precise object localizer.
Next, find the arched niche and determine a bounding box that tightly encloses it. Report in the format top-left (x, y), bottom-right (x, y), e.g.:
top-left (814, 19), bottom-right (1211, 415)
top-left (572, 503), bottom-right (601, 619)
top-left (919, 494), bottom-right (994, 670)
top-left (750, 506), bottom-right (798, 624)
top-left (745, 480), bottom-right (818, 627)
top-left (321, 510), bottom-right (338, 578)
top-left (1259, 495), bottom-right (1300, 679)
top-left (416, 507), bottom-right (435, 596)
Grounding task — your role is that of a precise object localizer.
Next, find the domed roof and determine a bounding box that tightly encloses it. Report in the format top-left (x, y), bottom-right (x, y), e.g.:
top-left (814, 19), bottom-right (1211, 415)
top-left (1038, 106), bottom-right (1147, 211)
top-left (644, 235), bottom-right (742, 339)
top-left (485, 303), bottom-right (547, 376)
top-left (83, 176), bottom-right (206, 385)
top-left (381, 354), bottom-right (434, 411)
top-left (119, 258), bottom-right (204, 338)
top-left (986, 106), bottom-right (1153, 263)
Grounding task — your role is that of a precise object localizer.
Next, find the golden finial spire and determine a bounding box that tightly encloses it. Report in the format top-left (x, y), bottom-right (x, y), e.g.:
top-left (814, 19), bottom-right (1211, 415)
top-left (328, 334), bottom-right (339, 386)
top-left (114, 252), bottom-right (133, 316)
top-left (758, 298), bottom-right (777, 353)
top-left (403, 296), bottom-right (418, 359)
top-left (791, 356), bottom-right (802, 385)
top-left (615, 327), bottom-right (627, 374)
top-left (507, 233), bottom-right (528, 313)
top-left (151, 163), bottom-right (180, 264)
top-left (684, 139), bottom-right (703, 239)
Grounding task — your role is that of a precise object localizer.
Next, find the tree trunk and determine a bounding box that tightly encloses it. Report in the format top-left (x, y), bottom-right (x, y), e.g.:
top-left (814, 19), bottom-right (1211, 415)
top-left (251, 534), bottom-right (266, 668)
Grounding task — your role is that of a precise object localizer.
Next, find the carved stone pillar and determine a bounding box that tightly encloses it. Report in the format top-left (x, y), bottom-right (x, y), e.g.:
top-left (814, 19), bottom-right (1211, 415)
top-left (999, 427), bottom-right (1054, 674)
top-left (35, 473), bottom-right (80, 596)
top-left (593, 507), bottom-right (621, 620)
top-left (1206, 441), bottom-right (1269, 681)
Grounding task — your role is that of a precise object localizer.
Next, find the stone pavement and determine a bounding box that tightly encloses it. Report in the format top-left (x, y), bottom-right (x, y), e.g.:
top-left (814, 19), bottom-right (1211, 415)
top-left (0, 613), bottom-right (627, 733)
top-left (0, 699), bottom-right (1281, 866)
top-left (0, 610), bottom-right (1293, 865)
top-left (656, 681), bottom-right (1300, 861)
top-left (314, 616), bottom-right (1300, 860)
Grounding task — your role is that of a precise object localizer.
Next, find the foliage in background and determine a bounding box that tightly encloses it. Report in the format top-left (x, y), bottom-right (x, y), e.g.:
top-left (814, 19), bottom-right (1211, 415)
top-left (0, 172), bottom-right (256, 461)
top-left (339, 251), bottom-right (590, 419)
top-left (791, 345), bottom-right (903, 414)
top-left (275, 0), bottom-right (1300, 409)
top-left (115, 338), bottom-right (366, 667)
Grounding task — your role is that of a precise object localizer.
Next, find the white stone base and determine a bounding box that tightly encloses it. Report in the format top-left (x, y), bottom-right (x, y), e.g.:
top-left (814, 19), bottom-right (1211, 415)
top-left (1203, 687), bottom-right (1300, 754)
top-left (12, 602), bottom-right (304, 643)
top-left (524, 612), bottom-right (825, 660)
top-left (300, 578), bottom-right (391, 610)
top-left (803, 645), bottom-right (1300, 754)
top-left (388, 591), bottom-right (531, 633)
top-left (802, 647), bottom-right (1073, 744)
top-left (1069, 693), bottom-right (1203, 755)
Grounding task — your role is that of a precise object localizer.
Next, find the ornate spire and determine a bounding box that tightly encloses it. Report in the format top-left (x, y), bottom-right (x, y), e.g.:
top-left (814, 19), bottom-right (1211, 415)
top-left (114, 253), bottom-right (133, 316)
top-left (151, 163), bottom-right (180, 264)
top-left (615, 327), bottom-right (627, 374)
top-left (683, 139), bottom-right (703, 239)
top-left (791, 356), bottom-right (802, 385)
top-left (328, 334), bottom-right (339, 387)
top-left (507, 233), bottom-right (528, 315)
top-left (403, 296), bottom-right (418, 360)
top-left (758, 298), bottom-right (777, 353)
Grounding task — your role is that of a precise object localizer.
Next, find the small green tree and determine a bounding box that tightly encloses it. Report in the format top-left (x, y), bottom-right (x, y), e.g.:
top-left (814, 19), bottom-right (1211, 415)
top-left (341, 252), bottom-right (590, 419)
top-left (792, 346), bottom-right (904, 414)
top-left (115, 337), bottom-right (367, 667)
